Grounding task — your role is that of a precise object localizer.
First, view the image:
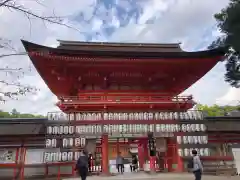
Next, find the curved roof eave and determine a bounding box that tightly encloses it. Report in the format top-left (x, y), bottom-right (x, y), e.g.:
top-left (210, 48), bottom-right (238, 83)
top-left (21, 40), bottom-right (227, 59)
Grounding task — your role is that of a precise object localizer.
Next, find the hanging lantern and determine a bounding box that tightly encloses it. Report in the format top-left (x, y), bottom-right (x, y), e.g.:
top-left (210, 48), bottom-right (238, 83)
top-left (69, 138), bottom-right (74, 147)
top-left (202, 136), bottom-right (208, 144)
top-left (165, 124), bottom-right (169, 132)
top-left (63, 138), bottom-right (68, 148)
top-left (178, 149), bottom-right (183, 156)
top-left (75, 138), bottom-right (81, 147)
top-left (87, 113), bottom-right (91, 120)
top-left (156, 124), bottom-right (160, 132)
top-left (195, 124), bottom-right (200, 131)
top-left (183, 136), bottom-right (188, 144)
top-left (200, 124), bottom-right (207, 132)
top-left (81, 137), bottom-right (86, 146)
top-left (63, 126), bottom-right (69, 134)
top-left (53, 152), bottom-right (59, 162)
top-left (197, 111), bottom-right (203, 120)
top-left (45, 139), bottom-right (52, 147)
top-left (204, 148), bottom-right (209, 156)
top-left (60, 113), bottom-right (66, 121)
top-left (188, 136), bottom-right (193, 144)
top-left (190, 124), bottom-right (196, 132)
top-left (186, 124), bottom-right (191, 132)
top-left (67, 152), bottom-right (73, 161)
top-left (47, 126), bottom-right (52, 134)
top-left (181, 124), bottom-right (187, 132)
top-left (75, 152), bottom-right (80, 160)
top-left (59, 126), bottom-right (64, 135)
top-left (47, 113), bottom-right (53, 121)
top-left (197, 136), bottom-right (202, 144)
top-left (161, 124), bottom-right (166, 132)
top-left (51, 139), bottom-right (57, 147)
top-left (50, 153), bottom-right (56, 162)
top-left (172, 112), bottom-right (177, 120)
top-left (177, 136), bottom-right (182, 144)
top-left (193, 136), bottom-right (198, 144)
top-left (164, 112), bottom-right (169, 120)
top-left (44, 152), bottom-right (51, 162)
top-left (184, 148), bottom-right (189, 156)
top-left (169, 112), bottom-right (173, 120)
top-left (158, 112), bottom-right (162, 120)
top-left (62, 152), bottom-right (68, 161)
top-left (53, 126), bottom-right (59, 134)
top-left (69, 126), bottom-right (74, 134)
top-left (70, 113), bottom-right (74, 121)
top-left (199, 148), bottom-right (204, 156)
top-left (176, 124), bottom-right (180, 132)
top-left (104, 113), bottom-right (108, 120)
top-left (179, 112), bottom-right (184, 120)
top-left (83, 113), bottom-right (87, 120)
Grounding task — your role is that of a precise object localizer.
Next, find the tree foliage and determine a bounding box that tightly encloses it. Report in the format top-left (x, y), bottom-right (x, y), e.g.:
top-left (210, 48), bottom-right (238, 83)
top-left (0, 109), bottom-right (45, 118)
top-left (0, 0), bottom-right (79, 102)
top-left (196, 104), bottom-right (240, 117)
top-left (210, 0), bottom-right (240, 87)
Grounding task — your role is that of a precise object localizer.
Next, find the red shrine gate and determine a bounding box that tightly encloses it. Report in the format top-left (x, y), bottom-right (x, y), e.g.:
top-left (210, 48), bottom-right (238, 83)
top-left (45, 110), bottom-right (207, 175)
top-left (22, 40), bottom-right (226, 176)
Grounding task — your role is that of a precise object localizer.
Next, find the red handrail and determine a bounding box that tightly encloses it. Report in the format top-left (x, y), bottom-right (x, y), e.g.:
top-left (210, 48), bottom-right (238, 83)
top-left (58, 94), bottom-right (193, 104)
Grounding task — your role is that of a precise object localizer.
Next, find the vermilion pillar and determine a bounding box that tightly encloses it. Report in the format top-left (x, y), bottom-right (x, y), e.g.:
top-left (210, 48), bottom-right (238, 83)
top-left (101, 134), bottom-right (109, 175)
top-left (176, 143), bottom-right (183, 172)
top-left (138, 142), bottom-right (144, 170)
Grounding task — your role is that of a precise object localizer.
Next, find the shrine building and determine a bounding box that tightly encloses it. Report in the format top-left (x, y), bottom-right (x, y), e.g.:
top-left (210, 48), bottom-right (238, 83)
top-left (1, 40), bottom-right (238, 180)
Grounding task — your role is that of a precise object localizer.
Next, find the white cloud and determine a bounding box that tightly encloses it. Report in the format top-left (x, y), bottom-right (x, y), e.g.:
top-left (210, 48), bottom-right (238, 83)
top-left (0, 0), bottom-right (235, 115)
top-left (216, 88), bottom-right (240, 105)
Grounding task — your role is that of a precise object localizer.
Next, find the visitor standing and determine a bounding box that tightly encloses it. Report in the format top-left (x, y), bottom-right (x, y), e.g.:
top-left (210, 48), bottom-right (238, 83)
top-left (75, 150), bottom-right (89, 180)
top-left (188, 149), bottom-right (203, 180)
top-left (116, 152), bottom-right (124, 174)
top-left (130, 155), bottom-right (138, 172)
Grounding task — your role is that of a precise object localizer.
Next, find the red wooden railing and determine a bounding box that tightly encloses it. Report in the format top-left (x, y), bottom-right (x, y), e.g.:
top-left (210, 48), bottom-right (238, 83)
top-left (58, 94), bottom-right (193, 105)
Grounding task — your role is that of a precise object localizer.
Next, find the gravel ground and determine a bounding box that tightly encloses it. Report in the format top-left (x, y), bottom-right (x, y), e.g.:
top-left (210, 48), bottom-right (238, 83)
top-left (63, 173), bottom-right (240, 180)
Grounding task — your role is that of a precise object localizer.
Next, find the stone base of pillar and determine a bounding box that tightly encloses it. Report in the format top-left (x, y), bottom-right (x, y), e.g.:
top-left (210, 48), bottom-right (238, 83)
top-left (149, 156), bottom-right (156, 173)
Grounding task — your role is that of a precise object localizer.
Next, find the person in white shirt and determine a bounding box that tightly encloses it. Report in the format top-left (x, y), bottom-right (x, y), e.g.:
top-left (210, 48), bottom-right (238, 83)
top-left (192, 149), bottom-right (203, 180)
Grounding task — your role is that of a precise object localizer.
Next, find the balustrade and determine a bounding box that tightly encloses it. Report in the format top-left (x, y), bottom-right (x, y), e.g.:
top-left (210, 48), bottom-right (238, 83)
top-left (59, 95), bottom-right (193, 104)
top-left (47, 111), bottom-right (204, 121)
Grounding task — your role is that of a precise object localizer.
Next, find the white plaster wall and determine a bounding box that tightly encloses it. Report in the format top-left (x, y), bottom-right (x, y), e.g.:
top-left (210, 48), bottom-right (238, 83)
top-left (0, 148), bottom-right (73, 178)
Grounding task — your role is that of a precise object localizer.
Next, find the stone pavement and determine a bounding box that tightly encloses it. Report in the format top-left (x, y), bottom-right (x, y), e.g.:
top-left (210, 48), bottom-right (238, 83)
top-left (63, 172), bottom-right (240, 180)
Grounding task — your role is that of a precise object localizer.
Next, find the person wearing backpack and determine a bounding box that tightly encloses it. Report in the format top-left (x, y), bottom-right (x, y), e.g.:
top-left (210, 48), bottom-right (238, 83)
top-left (188, 149), bottom-right (203, 180)
top-left (75, 150), bottom-right (89, 180)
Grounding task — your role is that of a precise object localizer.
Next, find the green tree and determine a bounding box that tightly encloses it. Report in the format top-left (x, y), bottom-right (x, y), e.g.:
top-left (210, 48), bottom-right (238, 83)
top-left (196, 104), bottom-right (240, 117)
top-left (0, 109), bottom-right (45, 118)
top-left (209, 0), bottom-right (240, 87)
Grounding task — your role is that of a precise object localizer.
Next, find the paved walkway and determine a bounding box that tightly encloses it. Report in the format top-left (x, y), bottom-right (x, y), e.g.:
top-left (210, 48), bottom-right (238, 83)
top-left (63, 172), bottom-right (239, 180)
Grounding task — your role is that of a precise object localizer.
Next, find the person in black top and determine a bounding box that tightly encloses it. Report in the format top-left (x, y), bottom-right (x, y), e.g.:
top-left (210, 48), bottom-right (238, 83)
top-left (130, 155), bottom-right (138, 172)
top-left (75, 150), bottom-right (89, 180)
top-left (88, 153), bottom-right (92, 173)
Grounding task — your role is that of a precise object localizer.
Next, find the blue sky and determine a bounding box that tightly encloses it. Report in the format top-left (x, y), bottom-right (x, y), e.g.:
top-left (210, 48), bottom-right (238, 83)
top-left (0, 0), bottom-right (240, 114)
